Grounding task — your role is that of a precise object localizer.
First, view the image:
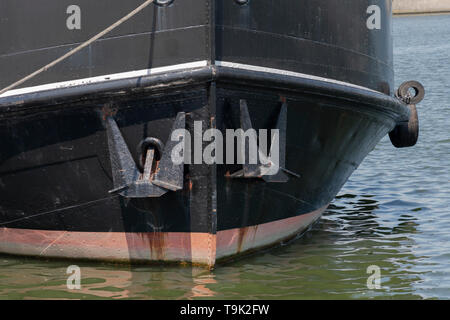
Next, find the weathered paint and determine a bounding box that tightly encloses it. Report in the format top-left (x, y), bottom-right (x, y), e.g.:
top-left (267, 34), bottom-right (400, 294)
top-left (0, 1), bottom-right (410, 267)
top-left (0, 205), bottom-right (325, 267)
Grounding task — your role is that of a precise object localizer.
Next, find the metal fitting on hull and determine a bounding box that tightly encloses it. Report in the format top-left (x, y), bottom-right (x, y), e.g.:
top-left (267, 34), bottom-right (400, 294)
top-left (389, 81), bottom-right (425, 148)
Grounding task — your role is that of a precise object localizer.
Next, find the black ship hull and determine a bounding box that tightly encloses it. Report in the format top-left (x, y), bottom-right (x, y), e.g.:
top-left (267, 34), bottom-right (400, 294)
top-left (0, 0), bottom-right (412, 267)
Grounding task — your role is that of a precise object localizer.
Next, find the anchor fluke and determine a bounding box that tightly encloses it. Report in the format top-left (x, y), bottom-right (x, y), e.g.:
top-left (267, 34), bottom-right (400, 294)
top-left (152, 112), bottom-right (186, 191)
top-left (229, 99), bottom-right (291, 183)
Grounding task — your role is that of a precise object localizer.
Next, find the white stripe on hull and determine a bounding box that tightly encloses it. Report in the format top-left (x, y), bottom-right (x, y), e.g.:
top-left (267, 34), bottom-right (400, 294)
top-left (0, 60), bottom-right (378, 99)
top-left (0, 60), bottom-right (209, 98)
top-left (215, 61), bottom-right (379, 93)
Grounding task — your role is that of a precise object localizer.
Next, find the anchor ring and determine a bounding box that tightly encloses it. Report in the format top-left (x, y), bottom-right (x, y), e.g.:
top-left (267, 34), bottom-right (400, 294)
top-left (396, 80), bottom-right (425, 105)
top-left (154, 0), bottom-right (174, 7)
top-left (137, 137), bottom-right (164, 172)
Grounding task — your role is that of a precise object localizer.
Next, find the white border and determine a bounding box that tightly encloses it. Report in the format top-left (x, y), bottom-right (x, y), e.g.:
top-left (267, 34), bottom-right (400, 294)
top-left (0, 60), bottom-right (377, 98)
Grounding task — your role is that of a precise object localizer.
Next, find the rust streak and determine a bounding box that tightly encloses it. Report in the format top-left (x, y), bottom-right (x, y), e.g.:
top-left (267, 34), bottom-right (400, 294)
top-left (138, 231), bottom-right (166, 261)
top-left (101, 104), bottom-right (118, 120)
top-left (236, 225), bottom-right (259, 254)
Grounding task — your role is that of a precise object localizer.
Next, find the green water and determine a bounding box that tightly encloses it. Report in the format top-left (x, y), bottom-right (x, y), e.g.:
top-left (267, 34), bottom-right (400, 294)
top-left (1, 14), bottom-right (449, 300)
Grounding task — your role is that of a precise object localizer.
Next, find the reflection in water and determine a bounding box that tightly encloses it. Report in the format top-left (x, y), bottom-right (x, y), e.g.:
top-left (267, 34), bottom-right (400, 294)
top-left (0, 193), bottom-right (427, 299)
top-left (315, 194), bottom-right (423, 299)
top-left (186, 270), bottom-right (217, 299)
top-left (66, 268), bottom-right (133, 299)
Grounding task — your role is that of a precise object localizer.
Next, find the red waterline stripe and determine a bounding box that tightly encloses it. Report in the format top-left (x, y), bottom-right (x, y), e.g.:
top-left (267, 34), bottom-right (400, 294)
top-left (0, 206), bottom-right (327, 266)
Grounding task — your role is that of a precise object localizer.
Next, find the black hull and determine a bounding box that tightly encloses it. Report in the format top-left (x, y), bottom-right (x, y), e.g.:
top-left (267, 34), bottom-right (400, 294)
top-left (0, 64), bottom-right (408, 265)
top-left (0, 0), bottom-right (393, 93)
top-left (0, 0), bottom-right (409, 266)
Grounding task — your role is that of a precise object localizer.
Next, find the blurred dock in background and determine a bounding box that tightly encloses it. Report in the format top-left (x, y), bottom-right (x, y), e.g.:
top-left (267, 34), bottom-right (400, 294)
top-left (393, 0), bottom-right (450, 15)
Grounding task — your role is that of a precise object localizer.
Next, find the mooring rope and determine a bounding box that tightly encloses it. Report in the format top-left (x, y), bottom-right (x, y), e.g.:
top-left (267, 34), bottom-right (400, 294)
top-left (0, 0), bottom-right (155, 96)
